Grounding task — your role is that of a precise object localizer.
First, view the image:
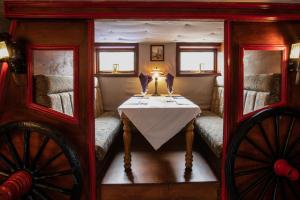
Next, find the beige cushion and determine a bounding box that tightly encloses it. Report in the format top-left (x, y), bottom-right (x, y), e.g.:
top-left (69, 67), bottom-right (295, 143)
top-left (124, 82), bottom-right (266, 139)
top-left (210, 76), bottom-right (224, 117)
top-left (34, 75), bottom-right (74, 116)
top-left (34, 75), bottom-right (73, 96)
top-left (94, 77), bottom-right (104, 117)
top-left (95, 112), bottom-right (121, 161)
top-left (195, 111), bottom-right (223, 158)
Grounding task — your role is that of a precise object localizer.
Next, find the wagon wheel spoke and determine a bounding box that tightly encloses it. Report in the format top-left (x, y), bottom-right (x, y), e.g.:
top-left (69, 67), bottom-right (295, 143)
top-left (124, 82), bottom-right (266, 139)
top-left (286, 138), bottom-right (300, 159)
top-left (34, 182), bottom-right (72, 196)
top-left (234, 166), bottom-right (270, 177)
top-left (235, 152), bottom-right (272, 164)
top-left (23, 129), bottom-right (31, 168)
top-left (0, 169), bottom-right (11, 177)
top-left (4, 133), bottom-right (22, 169)
top-left (244, 136), bottom-right (273, 161)
top-left (35, 151), bottom-right (64, 174)
top-left (257, 174), bottom-right (276, 200)
top-left (0, 152), bottom-right (16, 172)
top-left (32, 188), bottom-right (52, 200)
top-left (274, 115), bottom-right (280, 157)
top-left (285, 179), bottom-right (300, 200)
top-left (272, 177), bottom-right (279, 200)
top-left (282, 117), bottom-right (295, 158)
top-left (227, 108), bottom-right (300, 200)
top-left (35, 169), bottom-right (74, 180)
top-left (31, 136), bottom-right (50, 171)
top-left (0, 122), bottom-right (82, 200)
top-left (239, 171), bottom-right (273, 199)
top-left (258, 123), bottom-right (275, 158)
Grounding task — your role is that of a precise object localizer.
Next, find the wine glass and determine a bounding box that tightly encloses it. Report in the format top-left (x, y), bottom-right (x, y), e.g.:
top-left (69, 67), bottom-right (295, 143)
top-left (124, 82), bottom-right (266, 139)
top-left (167, 87), bottom-right (173, 97)
top-left (141, 88), bottom-right (148, 97)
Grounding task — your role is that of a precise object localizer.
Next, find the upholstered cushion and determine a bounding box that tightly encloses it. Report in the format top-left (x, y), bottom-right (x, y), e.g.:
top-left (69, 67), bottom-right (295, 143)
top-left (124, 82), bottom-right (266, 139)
top-left (211, 87), bottom-right (224, 117)
top-left (34, 75), bottom-right (73, 96)
top-left (95, 112), bottom-right (121, 161)
top-left (244, 74), bottom-right (274, 92)
top-left (34, 75), bottom-right (74, 116)
top-left (195, 111), bottom-right (223, 158)
top-left (210, 76), bottom-right (224, 117)
top-left (94, 77), bottom-right (104, 117)
top-left (243, 91), bottom-right (270, 114)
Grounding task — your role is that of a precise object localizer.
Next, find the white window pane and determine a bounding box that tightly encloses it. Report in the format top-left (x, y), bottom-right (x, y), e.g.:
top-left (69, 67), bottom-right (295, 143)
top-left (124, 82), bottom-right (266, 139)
top-left (99, 52), bottom-right (135, 72)
top-left (180, 52), bottom-right (214, 71)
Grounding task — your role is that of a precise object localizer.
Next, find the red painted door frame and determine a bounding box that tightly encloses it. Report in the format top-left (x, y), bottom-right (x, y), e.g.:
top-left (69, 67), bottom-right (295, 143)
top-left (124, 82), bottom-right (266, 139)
top-left (3, 2), bottom-right (300, 200)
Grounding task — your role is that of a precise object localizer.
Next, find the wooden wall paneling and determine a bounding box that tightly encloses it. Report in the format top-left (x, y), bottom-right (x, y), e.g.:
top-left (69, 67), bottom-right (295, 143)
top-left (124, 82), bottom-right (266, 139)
top-left (0, 20), bottom-right (91, 200)
top-left (4, 1), bottom-right (300, 20)
top-left (228, 21), bottom-right (300, 199)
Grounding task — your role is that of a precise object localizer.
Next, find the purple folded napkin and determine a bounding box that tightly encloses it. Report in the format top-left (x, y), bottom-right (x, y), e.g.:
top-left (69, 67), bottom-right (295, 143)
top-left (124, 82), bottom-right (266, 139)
top-left (139, 73), bottom-right (152, 93)
top-left (166, 73), bottom-right (174, 91)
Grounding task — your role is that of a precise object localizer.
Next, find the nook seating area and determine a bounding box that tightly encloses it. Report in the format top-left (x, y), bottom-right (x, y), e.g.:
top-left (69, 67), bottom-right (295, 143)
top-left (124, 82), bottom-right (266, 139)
top-left (34, 73), bottom-right (280, 179)
top-left (195, 74), bottom-right (281, 177)
top-left (34, 75), bottom-right (122, 163)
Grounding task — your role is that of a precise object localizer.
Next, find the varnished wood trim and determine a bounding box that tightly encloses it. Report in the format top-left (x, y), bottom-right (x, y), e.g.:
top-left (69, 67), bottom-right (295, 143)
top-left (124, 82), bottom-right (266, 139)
top-left (26, 45), bottom-right (80, 125)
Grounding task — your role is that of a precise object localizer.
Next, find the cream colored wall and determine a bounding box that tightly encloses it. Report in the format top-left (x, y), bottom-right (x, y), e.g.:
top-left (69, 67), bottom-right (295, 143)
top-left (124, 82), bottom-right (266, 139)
top-left (99, 43), bottom-right (224, 111)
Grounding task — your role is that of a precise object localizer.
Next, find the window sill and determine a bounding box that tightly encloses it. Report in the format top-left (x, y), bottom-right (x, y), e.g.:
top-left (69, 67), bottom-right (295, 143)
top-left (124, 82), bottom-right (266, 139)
top-left (176, 72), bottom-right (221, 77)
top-left (96, 72), bottom-right (138, 77)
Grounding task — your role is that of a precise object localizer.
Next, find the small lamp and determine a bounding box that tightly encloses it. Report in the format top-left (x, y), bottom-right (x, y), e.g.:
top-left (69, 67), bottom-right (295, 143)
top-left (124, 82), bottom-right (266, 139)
top-left (0, 41), bottom-right (9, 60)
top-left (289, 42), bottom-right (300, 85)
top-left (151, 66), bottom-right (163, 96)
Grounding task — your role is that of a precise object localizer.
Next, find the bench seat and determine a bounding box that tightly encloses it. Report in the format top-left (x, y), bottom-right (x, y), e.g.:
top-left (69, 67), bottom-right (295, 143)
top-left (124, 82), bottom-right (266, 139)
top-left (195, 111), bottom-right (223, 158)
top-left (95, 112), bottom-right (122, 161)
top-left (34, 75), bottom-right (122, 162)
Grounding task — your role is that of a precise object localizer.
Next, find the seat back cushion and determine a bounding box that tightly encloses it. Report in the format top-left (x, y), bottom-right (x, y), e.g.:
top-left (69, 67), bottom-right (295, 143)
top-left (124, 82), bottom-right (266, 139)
top-left (34, 75), bottom-right (74, 116)
top-left (94, 76), bottom-right (104, 117)
top-left (210, 76), bottom-right (224, 117)
top-left (243, 74), bottom-right (281, 114)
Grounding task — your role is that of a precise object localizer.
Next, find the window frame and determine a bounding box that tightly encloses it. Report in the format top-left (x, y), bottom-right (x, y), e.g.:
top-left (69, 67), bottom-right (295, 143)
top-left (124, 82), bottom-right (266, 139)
top-left (95, 43), bottom-right (138, 77)
top-left (176, 43), bottom-right (221, 77)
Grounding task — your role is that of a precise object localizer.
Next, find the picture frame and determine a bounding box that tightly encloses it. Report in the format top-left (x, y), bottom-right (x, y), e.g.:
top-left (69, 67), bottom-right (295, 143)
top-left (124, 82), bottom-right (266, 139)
top-left (151, 45), bottom-right (164, 61)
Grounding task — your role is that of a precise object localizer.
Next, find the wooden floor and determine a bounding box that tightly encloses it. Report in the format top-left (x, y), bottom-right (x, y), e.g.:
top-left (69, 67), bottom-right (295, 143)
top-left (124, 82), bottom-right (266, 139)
top-left (98, 131), bottom-right (219, 200)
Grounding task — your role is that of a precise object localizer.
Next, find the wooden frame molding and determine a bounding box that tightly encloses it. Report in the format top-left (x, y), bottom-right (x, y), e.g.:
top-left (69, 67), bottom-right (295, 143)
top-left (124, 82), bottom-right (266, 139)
top-left (95, 43), bottom-right (138, 77)
top-left (27, 45), bottom-right (79, 124)
top-left (238, 44), bottom-right (288, 122)
top-left (4, 2), bottom-right (300, 20)
top-left (3, 2), bottom-right (300, 200)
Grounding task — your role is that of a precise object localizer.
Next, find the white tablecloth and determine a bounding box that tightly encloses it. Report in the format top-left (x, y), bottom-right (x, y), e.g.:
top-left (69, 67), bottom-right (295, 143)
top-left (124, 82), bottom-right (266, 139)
top-left (118, 96), bottom-right (201, 150)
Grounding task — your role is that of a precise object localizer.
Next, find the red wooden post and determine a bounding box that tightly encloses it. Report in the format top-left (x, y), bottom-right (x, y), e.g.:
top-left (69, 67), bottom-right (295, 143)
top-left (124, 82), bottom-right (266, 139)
top-left (0, 171), bottom-right (32, 200)
top-left (274, 159), bottom-right (299, 181)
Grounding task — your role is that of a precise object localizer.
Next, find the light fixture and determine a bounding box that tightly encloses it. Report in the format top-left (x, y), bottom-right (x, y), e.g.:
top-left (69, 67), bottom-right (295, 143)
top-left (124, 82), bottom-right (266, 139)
top-left (151, 66), bottom-right (163, 96)
top-left (289, 42), bottom-right (300, 85)
top-left (0, 32), bottom-right (26, 74)
top-left (0, 41), bottom-right (9, 60)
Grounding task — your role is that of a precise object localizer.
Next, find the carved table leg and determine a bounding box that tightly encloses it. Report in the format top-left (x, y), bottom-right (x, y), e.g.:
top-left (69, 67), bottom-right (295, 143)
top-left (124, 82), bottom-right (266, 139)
top-left (185, 119), bottom-right (195, 170)
top-left (122, 114), bottom-right (132, 171)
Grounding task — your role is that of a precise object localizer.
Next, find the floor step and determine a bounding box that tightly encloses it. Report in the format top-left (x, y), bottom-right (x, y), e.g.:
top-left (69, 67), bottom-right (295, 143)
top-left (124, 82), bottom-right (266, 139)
top-left (99, 133), bottom-right (220, 200)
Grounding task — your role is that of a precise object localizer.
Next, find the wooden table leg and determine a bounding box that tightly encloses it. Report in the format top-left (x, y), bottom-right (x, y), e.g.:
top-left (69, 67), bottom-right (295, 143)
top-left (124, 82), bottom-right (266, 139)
top-left (122, 114), bottom-right (131, 171)
top-left (185, 119), bottom-right (195, 170)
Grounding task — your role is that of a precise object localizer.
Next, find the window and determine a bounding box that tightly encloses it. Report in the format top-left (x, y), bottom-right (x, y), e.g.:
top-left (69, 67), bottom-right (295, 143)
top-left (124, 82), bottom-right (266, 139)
top-left (176, 43), bottom-right (220, 76)
top-left (95, 43), bottom-right (138, 76)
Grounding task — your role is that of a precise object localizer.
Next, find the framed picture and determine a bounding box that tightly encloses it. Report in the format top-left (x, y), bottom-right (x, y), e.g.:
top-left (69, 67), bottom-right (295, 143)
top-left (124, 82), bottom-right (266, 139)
top-left (151, 45), bottom-right (164, 61)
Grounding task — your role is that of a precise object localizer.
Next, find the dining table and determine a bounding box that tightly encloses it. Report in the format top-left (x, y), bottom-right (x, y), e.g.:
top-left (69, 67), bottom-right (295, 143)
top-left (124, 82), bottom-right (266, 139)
top-left (118, 95), bottom-right (201, 171)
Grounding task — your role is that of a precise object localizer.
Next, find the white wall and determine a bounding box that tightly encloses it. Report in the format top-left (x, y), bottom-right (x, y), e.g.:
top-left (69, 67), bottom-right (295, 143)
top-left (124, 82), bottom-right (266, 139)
top-left (99, 43), bottom-right (224, 111)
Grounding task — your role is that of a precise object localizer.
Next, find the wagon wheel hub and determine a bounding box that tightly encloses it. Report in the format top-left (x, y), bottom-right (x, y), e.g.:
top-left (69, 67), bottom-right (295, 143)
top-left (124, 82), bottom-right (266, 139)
top-left (0, 170), bottom-right (32, 200)
top-left (274, 159), bottom-right (299, 181)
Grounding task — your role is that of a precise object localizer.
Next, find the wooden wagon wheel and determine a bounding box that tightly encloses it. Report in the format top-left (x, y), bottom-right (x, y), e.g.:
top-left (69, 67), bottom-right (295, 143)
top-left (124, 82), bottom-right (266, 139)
top-left (227, 107), bottom-right (300, 200)
top-left (0, 121), bottom-right (82, 200)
